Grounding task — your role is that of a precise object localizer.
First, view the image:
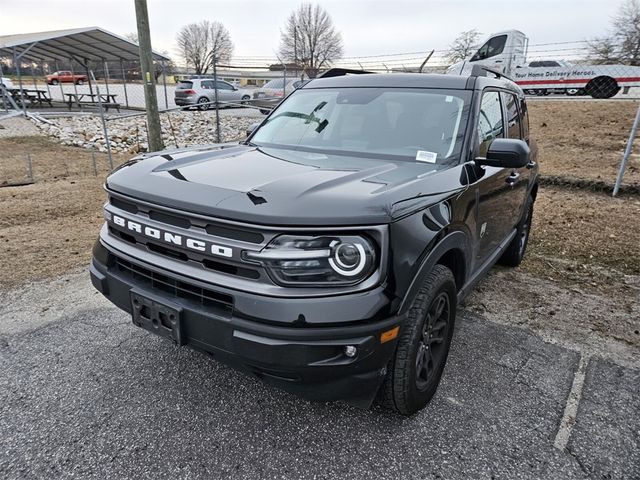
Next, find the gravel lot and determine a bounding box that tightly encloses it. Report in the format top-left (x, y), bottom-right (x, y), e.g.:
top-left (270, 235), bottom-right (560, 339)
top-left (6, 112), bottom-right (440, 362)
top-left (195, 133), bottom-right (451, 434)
top-left (0, 270), bottom-right (638, 479)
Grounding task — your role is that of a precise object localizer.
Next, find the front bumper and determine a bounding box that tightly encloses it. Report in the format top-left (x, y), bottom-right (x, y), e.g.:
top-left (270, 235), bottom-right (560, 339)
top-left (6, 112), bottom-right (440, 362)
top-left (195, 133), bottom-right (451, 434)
top-left (90, 240), bottom-right (401, 407)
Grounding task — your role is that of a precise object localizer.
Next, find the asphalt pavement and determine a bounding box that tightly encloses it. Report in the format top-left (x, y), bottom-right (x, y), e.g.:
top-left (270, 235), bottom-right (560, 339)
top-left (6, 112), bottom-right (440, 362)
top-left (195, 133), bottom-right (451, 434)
top-left (0, 272), bottom-right (638, 479)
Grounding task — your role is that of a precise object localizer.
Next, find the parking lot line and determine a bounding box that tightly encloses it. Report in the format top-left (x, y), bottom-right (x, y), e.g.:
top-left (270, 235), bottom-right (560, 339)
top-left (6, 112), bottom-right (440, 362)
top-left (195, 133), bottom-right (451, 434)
top-left (554, 354), bottom-right (589, 451)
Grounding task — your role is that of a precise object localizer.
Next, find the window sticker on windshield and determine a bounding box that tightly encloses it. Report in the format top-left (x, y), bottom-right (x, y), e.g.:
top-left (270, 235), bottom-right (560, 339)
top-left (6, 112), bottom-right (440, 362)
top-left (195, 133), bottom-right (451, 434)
top-left (445, 95), bottom-right (453, 103)
top-left (416, 150), bottom-right (437, 163)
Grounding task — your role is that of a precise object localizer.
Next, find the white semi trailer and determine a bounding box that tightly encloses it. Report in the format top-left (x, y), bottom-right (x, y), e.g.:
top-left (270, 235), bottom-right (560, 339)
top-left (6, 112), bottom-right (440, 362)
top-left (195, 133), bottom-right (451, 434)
top-left (447, 30), bottom-right (640, 99)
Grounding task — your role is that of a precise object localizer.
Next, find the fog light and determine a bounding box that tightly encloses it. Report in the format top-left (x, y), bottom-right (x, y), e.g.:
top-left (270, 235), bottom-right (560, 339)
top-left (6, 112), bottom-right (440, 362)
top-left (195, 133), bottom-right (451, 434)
top-left (344, 345), bottom-right (357, 358)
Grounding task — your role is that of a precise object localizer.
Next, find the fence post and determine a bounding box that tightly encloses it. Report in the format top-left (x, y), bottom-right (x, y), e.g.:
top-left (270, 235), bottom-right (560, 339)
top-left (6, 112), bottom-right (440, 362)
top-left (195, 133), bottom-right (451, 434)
top-left (26, 154), bottom-right (33, 181)
top-left (55, 60), bottom-right (65, 106)
top-left (13, 47), bottom-right (27, 116)
top-left (213, 56), bottom-right (221, 143)
top-left (120, 59), bottom-right (130, 109)
top-left (613, 102), bottom-right (640, 197)
top-left (161, 60), bottom-right (168, 110)
top-left (92, 152), bottom-right (98, 176)
top-left (89, 70), bottom-right (113, 170)
top-left (70, 58), bottom-right (81, 109)
top-left (0, 61), bottom-right (7, 112)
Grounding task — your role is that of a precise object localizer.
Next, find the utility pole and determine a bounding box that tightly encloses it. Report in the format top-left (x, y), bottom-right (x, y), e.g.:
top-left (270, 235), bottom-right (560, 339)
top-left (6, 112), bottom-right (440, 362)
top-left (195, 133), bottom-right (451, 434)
top-left (134, 0), bottom-right (164, 151)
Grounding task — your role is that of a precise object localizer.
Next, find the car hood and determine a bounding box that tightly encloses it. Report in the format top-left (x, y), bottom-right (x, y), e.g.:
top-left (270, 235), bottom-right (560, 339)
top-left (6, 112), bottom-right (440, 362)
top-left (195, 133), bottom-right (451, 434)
top-left (106, 144), bottom-right (466, 226)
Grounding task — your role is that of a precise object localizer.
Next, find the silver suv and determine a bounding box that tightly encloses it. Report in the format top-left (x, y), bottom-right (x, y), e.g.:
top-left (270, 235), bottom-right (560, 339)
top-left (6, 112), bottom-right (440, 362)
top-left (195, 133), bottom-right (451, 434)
top-left (175, 78), bottom-right (252, 110)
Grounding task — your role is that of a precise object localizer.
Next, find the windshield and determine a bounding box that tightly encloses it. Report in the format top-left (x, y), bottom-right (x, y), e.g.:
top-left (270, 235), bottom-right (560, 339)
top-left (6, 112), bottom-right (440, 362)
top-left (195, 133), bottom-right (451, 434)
top-left (251, 87), bottom-right (471, 163)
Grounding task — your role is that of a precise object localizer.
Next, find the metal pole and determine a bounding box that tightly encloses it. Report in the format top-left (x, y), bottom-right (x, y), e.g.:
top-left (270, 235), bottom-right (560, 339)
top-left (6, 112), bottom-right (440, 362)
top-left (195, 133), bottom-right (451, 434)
top-left (55, 59), bottom-right (64, 105)
top-left (71, 58), bottom-right (81, 108)
top-left (134, 0), bottom-right (164, 151)
top-left (42, 59), bottom-right (51, 101)
top-left (213, 56), bottom-right (221, 143)
top-left (103, 60), bottom-right (110, 97)
top-left (0, 61), bottom-right (7, 112)
top-left (30, 63), bottom-right (38, 91)
top-left (91, 152), bottom-right (97, 176)
top-left (120, 59), bottom-right (129, 108)
top-left (161, 60), bottom-right (168, 110)
top-left (85, 59), bottom-right (93, 96)
top-left (89, 70), bottom-right (113, 170)
top-left (27, 154), bottom-right (33, 181)
top-left (613, 102), bottom-right (640, 196)
top-left (283, 64), bottom-right (286, 97)
top-left (294, 25), bottom-right (298, 80)
top-left (13, 47), bottom-right (27, 116)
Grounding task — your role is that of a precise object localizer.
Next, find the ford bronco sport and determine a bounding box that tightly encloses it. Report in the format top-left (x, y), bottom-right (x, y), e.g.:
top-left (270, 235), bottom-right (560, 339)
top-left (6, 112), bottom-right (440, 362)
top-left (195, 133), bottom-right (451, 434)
top-left (91, 68), bottom-right (538, 415)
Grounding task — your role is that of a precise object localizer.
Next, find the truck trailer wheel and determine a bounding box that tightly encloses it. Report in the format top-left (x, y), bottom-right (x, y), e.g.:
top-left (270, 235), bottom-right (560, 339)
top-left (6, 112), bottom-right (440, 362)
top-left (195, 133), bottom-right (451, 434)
top-left (586, 76), bottom-right (620, 99)
top-left (378, 265), bottom-right (456, 415)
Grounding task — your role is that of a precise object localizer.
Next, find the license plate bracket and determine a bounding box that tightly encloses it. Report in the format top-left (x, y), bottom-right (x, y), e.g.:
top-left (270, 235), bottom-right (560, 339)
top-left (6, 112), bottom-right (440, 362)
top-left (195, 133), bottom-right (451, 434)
top-left (130, 289), bottom-right (185, 345)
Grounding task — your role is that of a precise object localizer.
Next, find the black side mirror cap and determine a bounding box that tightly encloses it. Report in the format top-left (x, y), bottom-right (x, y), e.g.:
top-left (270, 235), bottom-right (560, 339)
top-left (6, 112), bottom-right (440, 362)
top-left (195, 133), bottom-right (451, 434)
top-left (476, 138), bottom-right (530, 168)
top-left (246, 122), bottom-right (261, 138)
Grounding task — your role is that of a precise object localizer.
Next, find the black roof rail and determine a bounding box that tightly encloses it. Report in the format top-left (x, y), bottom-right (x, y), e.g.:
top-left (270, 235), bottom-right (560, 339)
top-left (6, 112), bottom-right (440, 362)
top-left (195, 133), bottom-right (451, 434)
top-left (470, 65), bottom-right (513, 81)
top-left (317, 68), bottom-right (375, 78)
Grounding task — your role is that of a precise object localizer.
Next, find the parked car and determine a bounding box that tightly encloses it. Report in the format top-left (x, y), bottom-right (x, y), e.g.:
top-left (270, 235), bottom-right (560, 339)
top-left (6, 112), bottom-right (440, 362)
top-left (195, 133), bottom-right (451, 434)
top-left (252, 78), bottom-right (304, 114)
top-left (91, 68), bottom-right (538, 415)
top-left (46, 71), bottom-right (87, 85)
top-left (174, 78), bottom-right (252, 110)
top-left (0, 77), bottom-right (14, 90)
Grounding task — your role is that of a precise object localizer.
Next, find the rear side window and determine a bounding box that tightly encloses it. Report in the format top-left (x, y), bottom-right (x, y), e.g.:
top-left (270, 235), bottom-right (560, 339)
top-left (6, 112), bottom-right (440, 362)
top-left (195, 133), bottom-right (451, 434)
top-left (177, 81), bottom-right (193, 89)
top-left (501, 92), bottom-right (522, 139)
top-left (477, 91), bottom-right (504, 157)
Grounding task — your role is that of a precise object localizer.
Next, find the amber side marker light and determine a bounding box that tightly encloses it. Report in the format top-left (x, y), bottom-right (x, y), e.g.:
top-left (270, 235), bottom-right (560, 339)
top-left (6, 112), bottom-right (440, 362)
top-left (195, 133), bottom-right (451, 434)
top-left (380, 326), bottom-right (400, 344)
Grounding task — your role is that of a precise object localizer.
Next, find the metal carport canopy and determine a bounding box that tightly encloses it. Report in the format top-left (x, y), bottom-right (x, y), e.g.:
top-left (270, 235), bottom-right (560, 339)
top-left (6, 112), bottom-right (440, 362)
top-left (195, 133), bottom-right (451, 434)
top-left (0, 27), bottom-right (170, 63)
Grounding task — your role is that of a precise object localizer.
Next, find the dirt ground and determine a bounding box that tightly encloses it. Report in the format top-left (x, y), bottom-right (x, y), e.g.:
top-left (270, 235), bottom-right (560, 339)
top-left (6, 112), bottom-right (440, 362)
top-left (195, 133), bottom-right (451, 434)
top-left (528, 99), bottom-right (640, 187)
top-left (0, 104), bottom-right (639, 356)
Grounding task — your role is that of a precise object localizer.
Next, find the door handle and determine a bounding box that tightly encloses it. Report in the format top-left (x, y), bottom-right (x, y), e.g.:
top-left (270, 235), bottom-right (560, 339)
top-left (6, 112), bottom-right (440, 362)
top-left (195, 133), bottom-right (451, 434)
top-left (506, 172), bottom-right (520, 185)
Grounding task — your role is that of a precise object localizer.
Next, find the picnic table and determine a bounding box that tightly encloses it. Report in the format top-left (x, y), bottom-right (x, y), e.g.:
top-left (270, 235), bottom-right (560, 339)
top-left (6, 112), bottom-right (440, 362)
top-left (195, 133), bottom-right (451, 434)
top-left (22, 88), bottom-right (53, 107)
top-left (65, 93), bottom-right (120, 112)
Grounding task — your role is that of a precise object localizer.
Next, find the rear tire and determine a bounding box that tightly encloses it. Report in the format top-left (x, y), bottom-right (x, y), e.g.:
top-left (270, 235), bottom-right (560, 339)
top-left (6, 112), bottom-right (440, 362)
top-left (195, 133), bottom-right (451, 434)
top-left (260, 108), bottom-right (269, 115)
top-left (586, 76), bottom-right (619, 99)
top-left (76, 79), bottom-right (84, 86)
top-left (499, 195), bottom-right (534, 267)
top-left (197, 97), bottom-right (210, 111)
top-left (378, 265), bottom-right (456, 415)
top-left (241, 95), bottom-right (250, 105)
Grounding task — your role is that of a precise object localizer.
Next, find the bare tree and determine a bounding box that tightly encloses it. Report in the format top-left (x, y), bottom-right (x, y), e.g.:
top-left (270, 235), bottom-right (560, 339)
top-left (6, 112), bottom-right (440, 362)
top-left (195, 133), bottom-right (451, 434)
top-left (588, 37), bottom-right (621, 64)
top-left (588, 0), bottom-right (640, 65)
top-left (124, 32), bottom-right (139, 44)
top-left (279, 3), bottom-right (343, 77)
top-left (446, 29), bottom-right (481, 64)
top-left (176, 21), bottom-right (234, 74)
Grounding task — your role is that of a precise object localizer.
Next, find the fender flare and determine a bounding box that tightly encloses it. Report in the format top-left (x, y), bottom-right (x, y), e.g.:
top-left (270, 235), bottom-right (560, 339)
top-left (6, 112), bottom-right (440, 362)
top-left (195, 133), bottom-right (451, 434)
top-left (397, 230), bottom-right (470, 315)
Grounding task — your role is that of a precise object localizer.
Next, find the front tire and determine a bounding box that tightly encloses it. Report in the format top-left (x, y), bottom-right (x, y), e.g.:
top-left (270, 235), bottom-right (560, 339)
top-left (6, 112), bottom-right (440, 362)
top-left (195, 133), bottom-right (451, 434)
top-left (241, 95), bottom-right (250, 105)
top-left (499, 195), bottom-right (533, 267)
top-left (378, 265), bottom-right (457, 415)
top-left (76, 79), bottom-right (84, 85)
top-left (51, 79), bottom-right (59, 85)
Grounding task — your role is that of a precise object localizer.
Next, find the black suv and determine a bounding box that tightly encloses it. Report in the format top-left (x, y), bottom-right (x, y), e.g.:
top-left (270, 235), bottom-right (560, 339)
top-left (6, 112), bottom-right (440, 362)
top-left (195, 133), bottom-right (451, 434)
top-left (91, 70), bottom-right (538, 415)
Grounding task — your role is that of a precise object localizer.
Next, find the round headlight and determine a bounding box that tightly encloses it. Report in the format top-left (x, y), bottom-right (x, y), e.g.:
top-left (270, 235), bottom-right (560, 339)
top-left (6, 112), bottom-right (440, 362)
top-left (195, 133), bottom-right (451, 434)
top-left (329, 240), bottom-right (367, 277)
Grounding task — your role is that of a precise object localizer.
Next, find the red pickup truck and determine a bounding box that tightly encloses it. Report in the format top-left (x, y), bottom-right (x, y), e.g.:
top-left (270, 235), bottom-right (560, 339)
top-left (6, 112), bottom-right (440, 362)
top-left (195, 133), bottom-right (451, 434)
top-left (46, 71), bottom-right (88, 85)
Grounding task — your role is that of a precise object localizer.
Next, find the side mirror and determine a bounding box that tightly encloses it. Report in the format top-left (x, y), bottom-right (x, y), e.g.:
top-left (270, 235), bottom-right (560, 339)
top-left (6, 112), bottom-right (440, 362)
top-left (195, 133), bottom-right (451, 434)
top-left (477, 138), bottom-right (530, 168)
top-left (246, 122), bottom-right (261, 138)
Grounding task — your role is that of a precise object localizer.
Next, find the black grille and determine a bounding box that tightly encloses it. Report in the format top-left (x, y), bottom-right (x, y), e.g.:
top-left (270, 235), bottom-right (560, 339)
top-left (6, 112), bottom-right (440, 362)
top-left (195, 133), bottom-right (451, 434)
top-left (115, 257), bottom-right (234, 317)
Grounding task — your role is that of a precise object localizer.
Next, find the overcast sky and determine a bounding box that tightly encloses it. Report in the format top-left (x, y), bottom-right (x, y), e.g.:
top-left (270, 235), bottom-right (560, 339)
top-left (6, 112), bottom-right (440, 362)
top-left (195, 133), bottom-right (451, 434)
top-left (0, 0), bottom-right (621, 64)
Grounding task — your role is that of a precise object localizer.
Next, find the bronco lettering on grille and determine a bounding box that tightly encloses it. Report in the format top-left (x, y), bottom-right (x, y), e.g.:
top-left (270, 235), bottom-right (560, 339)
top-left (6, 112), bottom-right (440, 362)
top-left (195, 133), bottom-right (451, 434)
top-left (111, 214), bottom-right (233, 258)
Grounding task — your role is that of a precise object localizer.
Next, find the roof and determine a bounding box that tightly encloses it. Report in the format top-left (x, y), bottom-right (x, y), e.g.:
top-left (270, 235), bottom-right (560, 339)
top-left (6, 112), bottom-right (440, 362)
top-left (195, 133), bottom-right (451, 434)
top-left (0, 27), bottom-right (170, 63)
top-left (303, 72), bottom-right (523, 94)
top-left (303, 73), bottom-right (472, 90)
